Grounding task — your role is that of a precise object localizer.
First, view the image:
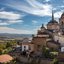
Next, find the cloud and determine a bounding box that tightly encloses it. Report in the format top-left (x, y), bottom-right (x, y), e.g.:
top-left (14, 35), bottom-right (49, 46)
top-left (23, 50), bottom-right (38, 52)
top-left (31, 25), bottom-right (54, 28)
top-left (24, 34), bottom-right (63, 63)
top-left (0, 11), bottom-right (21, 20)
top-left (4, 0), bottom-right (52, 17)
top-left (8, 20), bottom-right (24, 24)
top-left (32, 20), bottom-right (38, 24)
top-left (54, 11), bottom-right (63, 18)
top-left (0, 10), bottom-right (25, 25)
top-left (0, 27), bottom-right (37, 34)
top-left (0, 8), bottom-right (5, 11)
top-left (0, 20), bottom-right (24, 25)
top-left (44, 0), bottom-right (50, 2)
top-left (0, 22), bottom-right (9, 25)
top-left (59, 6), bottom-right (64, 8)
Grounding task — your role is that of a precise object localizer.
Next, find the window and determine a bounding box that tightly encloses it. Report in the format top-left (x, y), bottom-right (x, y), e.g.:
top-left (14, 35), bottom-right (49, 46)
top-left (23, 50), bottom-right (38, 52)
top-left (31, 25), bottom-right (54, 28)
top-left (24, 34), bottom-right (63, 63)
top-left (24, 46), bottom-right (26, 51)
top-left (24, 46), bottom-right (26, 48)
top-left (37, 45), bottom-right (41, 48)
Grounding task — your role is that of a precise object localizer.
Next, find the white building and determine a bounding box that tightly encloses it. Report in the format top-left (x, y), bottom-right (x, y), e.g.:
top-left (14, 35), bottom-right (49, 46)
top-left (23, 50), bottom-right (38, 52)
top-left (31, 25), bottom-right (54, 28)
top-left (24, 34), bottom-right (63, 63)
top-left (22, 44), bottom-right (29, 51)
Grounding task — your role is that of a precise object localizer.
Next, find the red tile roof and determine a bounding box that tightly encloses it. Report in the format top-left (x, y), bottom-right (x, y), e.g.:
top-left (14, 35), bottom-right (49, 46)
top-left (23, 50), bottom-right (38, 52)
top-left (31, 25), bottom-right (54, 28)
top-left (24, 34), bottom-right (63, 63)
top-left (0, 54), bottom-right (13, 63)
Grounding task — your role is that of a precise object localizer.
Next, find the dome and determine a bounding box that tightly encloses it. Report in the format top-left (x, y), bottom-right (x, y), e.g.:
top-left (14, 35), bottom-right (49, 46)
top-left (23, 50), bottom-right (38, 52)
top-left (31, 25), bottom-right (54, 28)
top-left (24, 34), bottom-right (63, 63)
top-left (48, 10), bottom-right (58, 24)
top-left (48, 20), bottom-right (58, 24)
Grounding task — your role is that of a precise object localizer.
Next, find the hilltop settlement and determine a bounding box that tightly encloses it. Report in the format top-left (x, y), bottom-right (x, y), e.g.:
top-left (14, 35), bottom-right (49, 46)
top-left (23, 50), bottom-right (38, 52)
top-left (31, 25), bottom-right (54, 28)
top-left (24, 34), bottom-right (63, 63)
top-left (0, 11), bottom-right (64, 64)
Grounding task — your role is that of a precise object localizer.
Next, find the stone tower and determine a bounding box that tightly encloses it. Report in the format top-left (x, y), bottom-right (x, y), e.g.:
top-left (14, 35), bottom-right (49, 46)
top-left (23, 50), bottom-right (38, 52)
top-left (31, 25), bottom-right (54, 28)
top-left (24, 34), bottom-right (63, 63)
top-left (47, 10), bottom-right (59, 33)
top-left (31, 24), bottom-right (49, 52)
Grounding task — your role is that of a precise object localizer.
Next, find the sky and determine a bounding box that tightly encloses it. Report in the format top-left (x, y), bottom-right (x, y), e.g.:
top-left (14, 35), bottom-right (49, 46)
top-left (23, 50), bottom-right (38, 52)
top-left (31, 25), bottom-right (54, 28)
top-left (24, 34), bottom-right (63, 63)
top-left (0, 0), bottom-right (64, 34)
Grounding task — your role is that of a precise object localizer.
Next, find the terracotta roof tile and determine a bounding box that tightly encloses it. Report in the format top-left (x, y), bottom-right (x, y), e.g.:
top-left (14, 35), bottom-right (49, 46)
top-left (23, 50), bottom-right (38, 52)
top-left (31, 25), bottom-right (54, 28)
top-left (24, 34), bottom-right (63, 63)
top-left (0, 54), bottom-right (13, 63)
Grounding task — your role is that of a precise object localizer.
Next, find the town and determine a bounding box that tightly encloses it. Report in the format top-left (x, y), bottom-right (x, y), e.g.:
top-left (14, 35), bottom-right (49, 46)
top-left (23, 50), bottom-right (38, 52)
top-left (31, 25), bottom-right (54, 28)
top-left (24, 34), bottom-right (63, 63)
top-left (0, 11), bottom-right (64, 64)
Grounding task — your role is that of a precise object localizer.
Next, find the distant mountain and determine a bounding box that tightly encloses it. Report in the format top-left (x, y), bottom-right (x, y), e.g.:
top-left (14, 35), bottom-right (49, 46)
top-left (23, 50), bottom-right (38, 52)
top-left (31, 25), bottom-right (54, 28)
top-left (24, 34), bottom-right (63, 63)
top-left (0, 33), bottom-right (32, 38)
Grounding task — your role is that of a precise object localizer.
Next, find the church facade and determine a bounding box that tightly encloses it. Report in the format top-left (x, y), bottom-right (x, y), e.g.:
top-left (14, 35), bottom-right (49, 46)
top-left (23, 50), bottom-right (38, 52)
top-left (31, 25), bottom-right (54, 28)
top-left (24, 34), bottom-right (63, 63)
top-left (31, 24), bottom-right (50, 52)
top-left (31, 11), bottom-right (64, 52)
top-left (20, 11), bottom-right (64, 53)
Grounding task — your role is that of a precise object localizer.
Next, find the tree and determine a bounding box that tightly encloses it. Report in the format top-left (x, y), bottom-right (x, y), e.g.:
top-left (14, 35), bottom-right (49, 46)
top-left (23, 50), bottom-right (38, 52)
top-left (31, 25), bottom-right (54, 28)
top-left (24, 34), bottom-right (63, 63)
top-left (6, 40), bottom-right (17, 48)
top-left (52, 58), bottom-right (59, 64)
top-left (42, 46), bottom-right (50, 58)
top-left (0, 43), bottom-right (6, 55)
top-left (6, 42), bottom-right (12, 48)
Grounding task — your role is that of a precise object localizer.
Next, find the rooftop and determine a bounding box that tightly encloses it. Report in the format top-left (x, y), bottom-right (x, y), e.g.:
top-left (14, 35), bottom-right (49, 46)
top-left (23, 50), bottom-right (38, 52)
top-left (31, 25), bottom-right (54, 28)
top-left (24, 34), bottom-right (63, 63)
top-left (0, 54), bottom-right (13, 63)
top-left (48, 20), bottom-right (58, 24)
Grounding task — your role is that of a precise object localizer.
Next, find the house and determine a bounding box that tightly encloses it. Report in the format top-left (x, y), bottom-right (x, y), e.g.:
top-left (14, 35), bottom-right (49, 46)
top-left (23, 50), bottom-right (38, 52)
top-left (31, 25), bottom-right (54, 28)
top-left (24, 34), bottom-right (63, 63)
top-left (20, 38), bottom-right (34, 52)
top-left (21, 42), bottom-right (34, 52)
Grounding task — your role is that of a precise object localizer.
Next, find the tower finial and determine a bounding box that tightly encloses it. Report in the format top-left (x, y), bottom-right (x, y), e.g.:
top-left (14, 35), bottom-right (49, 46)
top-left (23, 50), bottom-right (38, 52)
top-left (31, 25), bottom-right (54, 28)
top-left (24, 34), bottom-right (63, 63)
top-left (52, 10), bottom-right (54, 21)
top-left (41, 24), bottom-right (44, 28)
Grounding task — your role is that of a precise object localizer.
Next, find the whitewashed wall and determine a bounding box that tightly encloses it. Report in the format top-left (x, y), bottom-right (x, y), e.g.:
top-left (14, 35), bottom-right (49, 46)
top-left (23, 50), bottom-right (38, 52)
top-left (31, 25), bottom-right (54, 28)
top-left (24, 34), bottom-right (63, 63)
top-left (22, 45), bottom-right (29, 51)
top-left (61, 47), bottom-right (64, 52)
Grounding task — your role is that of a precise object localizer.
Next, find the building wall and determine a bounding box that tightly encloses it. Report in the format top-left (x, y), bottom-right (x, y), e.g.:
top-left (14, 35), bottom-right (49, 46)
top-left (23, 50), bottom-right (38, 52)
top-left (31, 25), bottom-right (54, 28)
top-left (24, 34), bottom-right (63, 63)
top-left (29, 44), bottom-right (34, 52)
top-left (32, 37), bottom-right (47, 51)
top-left (47, 42), bottom-right (59, 50)
top-left (59, 16), bottom-right (64, 25)
top-left (54, 35), bottom-right (64, 46)
top-left (21, 43), bottom-right (34, 52)
top-left (22, 44), bottom-right (29, 51)
top-left (59, 14), bottom-right (64, 33)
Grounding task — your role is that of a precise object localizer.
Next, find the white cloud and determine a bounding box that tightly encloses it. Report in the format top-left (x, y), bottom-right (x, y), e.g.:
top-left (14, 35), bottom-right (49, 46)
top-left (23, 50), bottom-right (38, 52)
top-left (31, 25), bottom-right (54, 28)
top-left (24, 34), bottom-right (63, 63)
top-left (23, 25), bottom-right (30, 27)
top-left (4, 0), bottom-right (52, 17)
top-left (0, 10), bottom-right (25, 25)
top-left (59, 6), bottom-right (64, 8)
top-left (8, 20), bottom-right (24, 24)
top-left (0, 8), bottom-right (5, 11)
top-left (0, 27), bottom-right (37, 34)
top-left (54, 11), bottom-right (63, 18)
top-left (0, 23), bottom-right (9, 25)
top-left (32, 20), bottom-right (38, 24)
top-left (26, 1), bottom-right (52, 16)
top-left (0, 20), bottom-right (24, 25)
top-left (0, 11), bottom-right (21, 20)
top-left (44, 0), bottom-right (50, 2)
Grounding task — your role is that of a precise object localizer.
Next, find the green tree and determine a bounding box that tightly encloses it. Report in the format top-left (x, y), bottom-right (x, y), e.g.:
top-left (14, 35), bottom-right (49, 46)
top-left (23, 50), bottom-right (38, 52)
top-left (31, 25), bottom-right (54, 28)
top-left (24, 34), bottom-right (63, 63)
top-left (0, 43), bottom-right (6, 55)
top-left (42, 46), bottom-right (50, 58)
top-left (6, 42), bottom-right (12, 48)
top-left (6, 40), bottom-right (17, 48)
top-left (52, 58), bottom-right (59, 64)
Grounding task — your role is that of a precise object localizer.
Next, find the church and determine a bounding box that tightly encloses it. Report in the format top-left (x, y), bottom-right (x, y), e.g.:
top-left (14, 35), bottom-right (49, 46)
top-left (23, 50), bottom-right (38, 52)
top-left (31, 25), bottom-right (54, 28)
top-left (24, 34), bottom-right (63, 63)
top-left (21, 11), bottom-right (64, 53)
top-left (31, 10), bottom-right (64, 52)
